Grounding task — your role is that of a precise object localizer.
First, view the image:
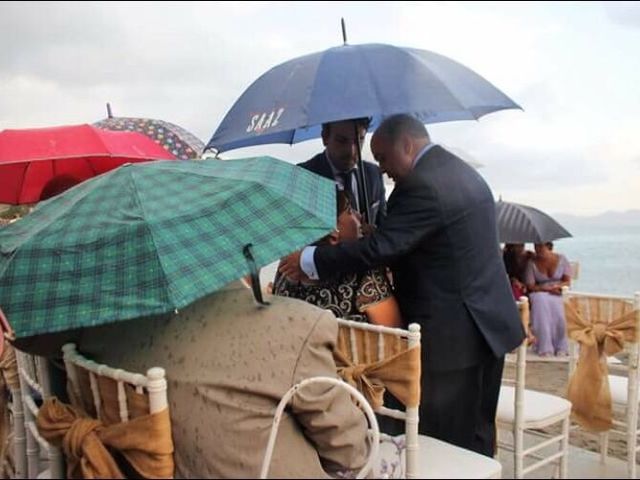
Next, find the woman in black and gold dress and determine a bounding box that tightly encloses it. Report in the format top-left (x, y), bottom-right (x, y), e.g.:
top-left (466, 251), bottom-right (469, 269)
top-left (273, 190), bottom-right (401, 327)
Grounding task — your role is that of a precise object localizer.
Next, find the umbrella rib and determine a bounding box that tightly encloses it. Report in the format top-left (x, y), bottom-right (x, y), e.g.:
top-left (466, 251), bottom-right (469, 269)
top-left (405, 48), bottom-right (474, 119)
top-left (127, 169), bottom-right (178, 309)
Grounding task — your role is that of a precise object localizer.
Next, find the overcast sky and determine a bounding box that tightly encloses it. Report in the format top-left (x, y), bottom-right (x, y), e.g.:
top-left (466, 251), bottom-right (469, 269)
top-left (2, 1), bottom-right (639, 216)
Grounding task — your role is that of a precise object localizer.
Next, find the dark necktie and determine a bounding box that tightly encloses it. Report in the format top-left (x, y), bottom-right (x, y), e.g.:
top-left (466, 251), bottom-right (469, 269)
top-left (338, 170), bottom-right (359, 211)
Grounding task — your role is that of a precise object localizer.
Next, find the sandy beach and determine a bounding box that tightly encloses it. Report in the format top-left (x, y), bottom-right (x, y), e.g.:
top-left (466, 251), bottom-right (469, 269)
top-left (510, 354), bottom-right (631, 462)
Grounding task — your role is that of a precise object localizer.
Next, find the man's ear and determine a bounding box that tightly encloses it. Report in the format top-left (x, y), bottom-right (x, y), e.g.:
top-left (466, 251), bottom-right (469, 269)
top-left (321, 126), bottom-right (330, 146)
top-left (401, 133), bottom-right (413, 156)
top-left (328, 230), bottom-right (340, 245)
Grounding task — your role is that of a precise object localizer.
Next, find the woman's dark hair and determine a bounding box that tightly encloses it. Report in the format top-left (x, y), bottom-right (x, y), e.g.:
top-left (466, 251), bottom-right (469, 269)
top-left (313, 189), bottom-right (353, 247)
top-left (322, 117), bottom-right (371, 136)
top-left (503, 243), bottom-right (527, 280)
top-left (336, 189), bottom-right (351, 217)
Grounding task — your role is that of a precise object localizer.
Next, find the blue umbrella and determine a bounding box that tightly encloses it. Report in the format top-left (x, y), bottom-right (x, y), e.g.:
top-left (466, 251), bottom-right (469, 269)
top-left (207, 42), bottom-right (521, 153)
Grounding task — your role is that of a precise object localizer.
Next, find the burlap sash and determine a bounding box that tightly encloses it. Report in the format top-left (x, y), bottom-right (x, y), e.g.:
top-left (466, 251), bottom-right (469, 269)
top-left (565, 298), bottom-right (638, 432)
top-left (37, 397), bottom-right (174, 479)
top-left (334, 345), bottom-right (421, 409)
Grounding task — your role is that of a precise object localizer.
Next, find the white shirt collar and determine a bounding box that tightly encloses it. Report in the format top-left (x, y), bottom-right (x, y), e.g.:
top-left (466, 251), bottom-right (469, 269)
top-left (412, 142), bottom-right (436, 169)
top-left (324, 150), bottom-right (358, 175)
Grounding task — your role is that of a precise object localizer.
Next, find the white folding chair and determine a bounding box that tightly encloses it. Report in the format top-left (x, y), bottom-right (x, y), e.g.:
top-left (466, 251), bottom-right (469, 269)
top-left (60, 343), bottom-right (173, 478)
top-left (563, 289), bottom-right (640, 478)
top-left (14, 350), bottom-right (64, 479)
top-left (6, 377), bottom-right (26, 479)
top-left (497, 297), bottom-right (572, 479)
top-left (334, 318), bottom-right (502, 479)
top-left (260, 376), bottom-right (380, 479)
top-left (0, 342), bottom-right (26, 479)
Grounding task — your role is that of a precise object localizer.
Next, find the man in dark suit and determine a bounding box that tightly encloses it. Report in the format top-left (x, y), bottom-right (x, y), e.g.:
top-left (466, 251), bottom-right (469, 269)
top-left (298, 118), bottom-right (387, 226)
top-left (280, 114), bottom-right (525, 456)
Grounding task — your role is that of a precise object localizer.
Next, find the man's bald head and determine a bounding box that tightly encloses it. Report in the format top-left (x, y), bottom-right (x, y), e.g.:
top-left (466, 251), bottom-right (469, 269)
top-left (370, 114), bottom-right (430, 183)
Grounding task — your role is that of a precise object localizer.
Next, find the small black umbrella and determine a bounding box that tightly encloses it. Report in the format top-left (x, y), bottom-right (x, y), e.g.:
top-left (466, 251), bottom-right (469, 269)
top-left (495, 200), bottom-right (572, 243)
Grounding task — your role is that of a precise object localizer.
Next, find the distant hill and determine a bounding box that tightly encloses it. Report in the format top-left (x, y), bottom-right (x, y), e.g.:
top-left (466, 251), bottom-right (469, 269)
top-left (553, 209), bottom-right (640, 229)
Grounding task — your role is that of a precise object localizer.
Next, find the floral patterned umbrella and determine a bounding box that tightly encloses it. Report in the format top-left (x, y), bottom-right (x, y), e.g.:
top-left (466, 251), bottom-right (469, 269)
top-left (94, 112), bottom-right (204, 160)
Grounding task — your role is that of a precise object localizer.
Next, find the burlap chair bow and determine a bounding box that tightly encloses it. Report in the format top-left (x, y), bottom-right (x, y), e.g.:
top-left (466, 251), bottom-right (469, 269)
top-left (334, 346), bottom-right (421, 409)
top-left (566, 297), bottom-right (638, 432)
top-left (37, 397), bottom-right (174, 479)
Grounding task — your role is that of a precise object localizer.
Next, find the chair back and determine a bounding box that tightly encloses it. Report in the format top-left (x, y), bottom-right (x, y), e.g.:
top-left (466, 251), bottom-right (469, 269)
top-left (562, 290), bottom-right (640, 377)
top-left (59, 343), bottom-right (173, 478)
top-left (0, 341), bottom-right (24, 479)
top-left (501, 298), bottom-right (530, 449)
top-left (260, 376), bottom-right (380, 479)
top-left (62, 343), bottom-right (168, 421)
top-left (497, 297), bottom-right (572, 479)
top-left (334, 318), bottom-right (421, 479)
top-left (0, 308), bottom-right (24, 479)
top-left (14, 350), bottom-right (64, 479)
top-left (503, 297), bottom-right (530, 387)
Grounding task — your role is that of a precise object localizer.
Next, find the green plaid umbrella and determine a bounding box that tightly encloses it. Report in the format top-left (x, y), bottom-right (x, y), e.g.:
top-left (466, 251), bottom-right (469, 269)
top-left (0, 157), bottom-right (335, 338)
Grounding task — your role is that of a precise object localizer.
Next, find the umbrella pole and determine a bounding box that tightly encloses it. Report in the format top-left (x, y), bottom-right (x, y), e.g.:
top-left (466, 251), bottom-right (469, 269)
top-left (353, 122), bottom-right (372, 225)
top-left (243, 244), bottom-right (269, 306)
top-left (341, 18), bottom-right (348, 45)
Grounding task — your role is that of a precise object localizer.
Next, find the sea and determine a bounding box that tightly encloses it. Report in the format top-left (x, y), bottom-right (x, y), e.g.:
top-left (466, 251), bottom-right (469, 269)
top-left (553, 223), bottom-right (640, 297)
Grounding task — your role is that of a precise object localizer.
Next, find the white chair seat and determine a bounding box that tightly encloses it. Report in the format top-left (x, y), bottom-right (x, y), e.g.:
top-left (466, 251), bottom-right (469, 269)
top-left (497, 385), bottom-right (572, 429)
top-left (377, 434), bottom-right (502, 479)
top-left (608, 374), bottom-right (637, 405)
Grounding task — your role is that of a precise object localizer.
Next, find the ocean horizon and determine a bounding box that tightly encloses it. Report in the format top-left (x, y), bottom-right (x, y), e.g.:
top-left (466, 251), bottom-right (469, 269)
top-left (552, 223), bottom-right (640, 297)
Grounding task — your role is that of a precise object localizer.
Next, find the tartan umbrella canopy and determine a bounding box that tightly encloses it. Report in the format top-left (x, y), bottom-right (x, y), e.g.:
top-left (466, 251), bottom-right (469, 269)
top-left (0, 157), bottom-right (335, 338)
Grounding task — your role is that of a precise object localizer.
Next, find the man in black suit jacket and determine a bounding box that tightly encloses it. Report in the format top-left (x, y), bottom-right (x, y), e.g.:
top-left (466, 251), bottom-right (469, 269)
top-left (297, 118), bottom-right (387, 226)
top-left (280, 114), bottom-right (524, 456)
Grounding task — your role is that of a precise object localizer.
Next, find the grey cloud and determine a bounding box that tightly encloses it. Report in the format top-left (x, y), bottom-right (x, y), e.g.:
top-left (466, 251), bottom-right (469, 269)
top-left (427, 118), bottom-right (608, 192)
top-left (0, 2), bottom-right (303, 141)
top-left (476, 143), bottom-right (607, 193)
top-left (603, 1), bottom-right (640, 29)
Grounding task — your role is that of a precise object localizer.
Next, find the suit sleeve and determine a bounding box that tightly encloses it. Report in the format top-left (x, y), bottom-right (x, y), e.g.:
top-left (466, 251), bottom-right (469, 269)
top-left (315, 180), bottom-right (440, 279)
top-left (290, 310), bottom-right (369, 473)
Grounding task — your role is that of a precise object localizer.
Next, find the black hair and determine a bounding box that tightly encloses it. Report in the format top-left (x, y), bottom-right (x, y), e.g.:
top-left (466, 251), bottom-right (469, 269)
top-left (321, 117), bottom-right (371, 136)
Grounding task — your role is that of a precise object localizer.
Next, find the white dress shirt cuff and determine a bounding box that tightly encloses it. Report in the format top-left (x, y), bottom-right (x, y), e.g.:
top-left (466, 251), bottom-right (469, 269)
top-left (300, 246), bottom-right (320, 280)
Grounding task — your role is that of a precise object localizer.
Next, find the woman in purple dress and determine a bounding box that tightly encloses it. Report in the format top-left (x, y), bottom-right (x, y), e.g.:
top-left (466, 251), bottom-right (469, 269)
top-left (525, 242), bottom-right (572, 357)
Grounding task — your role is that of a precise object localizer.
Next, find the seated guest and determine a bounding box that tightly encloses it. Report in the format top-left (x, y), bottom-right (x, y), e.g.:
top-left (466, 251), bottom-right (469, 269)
top-left (273, 190), bottom-right (402, 328)
top-left (525, 241), bottom-right (572, 357)
top-left (12, 279), bottom-right (371, 478)
top-left (502, 243), bottom-right (533, 300)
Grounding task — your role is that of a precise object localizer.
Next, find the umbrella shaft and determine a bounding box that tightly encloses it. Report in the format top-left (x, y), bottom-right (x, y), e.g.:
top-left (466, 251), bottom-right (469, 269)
top-left (354, 123), bottom-right (371, 224)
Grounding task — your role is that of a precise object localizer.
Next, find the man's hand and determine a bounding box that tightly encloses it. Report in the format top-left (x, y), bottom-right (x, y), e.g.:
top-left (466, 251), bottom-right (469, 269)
top-left (278, 250), bottom-right (308, 283)
top-left (549, 285), bottom-right (563, 295)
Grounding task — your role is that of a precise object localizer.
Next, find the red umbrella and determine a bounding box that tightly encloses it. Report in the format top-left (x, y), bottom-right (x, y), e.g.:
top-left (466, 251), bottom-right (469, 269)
top-left (0, 124), bottom-right (176, 204)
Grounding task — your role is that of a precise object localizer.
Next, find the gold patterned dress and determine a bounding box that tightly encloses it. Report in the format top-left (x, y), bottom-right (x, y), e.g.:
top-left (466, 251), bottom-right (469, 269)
top-left (273, 268), bottom-right (393, 322)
